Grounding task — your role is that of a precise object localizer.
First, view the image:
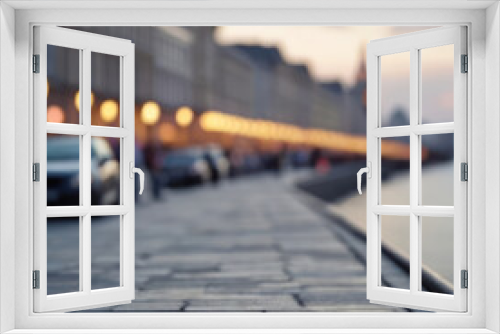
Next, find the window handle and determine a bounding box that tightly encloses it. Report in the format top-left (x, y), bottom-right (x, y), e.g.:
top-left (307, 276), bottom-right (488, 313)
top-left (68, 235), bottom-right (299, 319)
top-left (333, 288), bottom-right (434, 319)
top-left (357, 162), bottom-right (371, 195)
top-left (129, 162), bottom-right (145, 195)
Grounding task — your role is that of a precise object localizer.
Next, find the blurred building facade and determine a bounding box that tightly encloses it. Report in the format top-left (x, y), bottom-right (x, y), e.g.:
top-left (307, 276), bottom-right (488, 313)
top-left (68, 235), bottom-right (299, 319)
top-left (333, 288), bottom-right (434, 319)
top-left (52, 26), bottom-right (367, 151)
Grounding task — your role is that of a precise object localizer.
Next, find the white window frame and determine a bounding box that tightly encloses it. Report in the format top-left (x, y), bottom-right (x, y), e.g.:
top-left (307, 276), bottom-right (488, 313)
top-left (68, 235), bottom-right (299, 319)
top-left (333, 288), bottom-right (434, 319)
top-left (366, 26), bottom-right (467, 312)
top-left (0, 2), bottom-right (499, 333)
top-left (33, 26), bottom-right (136, 313)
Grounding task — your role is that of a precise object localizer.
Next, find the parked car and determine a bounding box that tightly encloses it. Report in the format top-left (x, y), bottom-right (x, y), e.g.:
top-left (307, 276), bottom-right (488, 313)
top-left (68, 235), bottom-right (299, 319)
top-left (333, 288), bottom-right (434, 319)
top-left (203, 144), bottom-right (230, 183)
top-left (161, 147), bottom-right (211, 187)
top-left (47, 136), bottom-right (120, 206)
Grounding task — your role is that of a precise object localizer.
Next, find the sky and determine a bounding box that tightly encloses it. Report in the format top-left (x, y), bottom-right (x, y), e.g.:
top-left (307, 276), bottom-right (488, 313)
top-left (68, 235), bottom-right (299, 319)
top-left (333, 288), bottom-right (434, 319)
top-left (216, 26), bottom-right (454, 123)
top-left (216, 26), bottom-right (435, 86)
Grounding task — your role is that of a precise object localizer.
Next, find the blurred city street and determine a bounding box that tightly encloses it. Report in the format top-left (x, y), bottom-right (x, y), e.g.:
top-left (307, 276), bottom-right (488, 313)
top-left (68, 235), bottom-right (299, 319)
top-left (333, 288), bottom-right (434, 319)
top-left (44, 26), bottom-right (454, 312)
top-left (48, 172), bottom-right (407, 312)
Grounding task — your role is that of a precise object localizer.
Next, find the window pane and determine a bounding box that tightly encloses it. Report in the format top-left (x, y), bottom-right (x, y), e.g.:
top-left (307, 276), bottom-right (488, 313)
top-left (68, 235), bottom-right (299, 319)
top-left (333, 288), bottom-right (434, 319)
top-left (92, 215), bottom-right (121, 290)
top-left (92, 52), bottom-right (121, 127)
top-left (421, 133), bottom-right (454, 206)
top-left (47, 217), bottom-right (80, 295)
top-left (380, 215), bottom-right (410, 290)
top-left (421, 45), bottom-right (454, 124)
top-left (381, 137), bottom-right (410, 205)
top-left (47, 45), bottom-right (80, 124)
top-left (91, 137), bottom-right (121, 205)
top-left (47, 134), bottom-right (80, 206)
top-left (421, 217), bottom-right (453, 294)
top-left (380, 52), bottom-right (410, 127)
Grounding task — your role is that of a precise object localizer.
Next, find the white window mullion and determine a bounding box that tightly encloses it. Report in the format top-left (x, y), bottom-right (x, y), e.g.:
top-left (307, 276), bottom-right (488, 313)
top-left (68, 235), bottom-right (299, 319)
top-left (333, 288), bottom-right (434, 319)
top-left (372, 205), bottom-right (411, 215)
top-left (374, 123), bottom-right (455, 138)
top-left (78, 48), bottom-right (85, 293)
top-left (33, 27), bottom-right (49, 304)
top-left (121, 48), bottom-right (135, 297)
top-left (81, 214), bottom-right (91, 294)
top-left (409, 47), bottom-right (420, 294)
top-left (82, 48), bottom-right (92, 295)
top-left (365, 48), bottom-right (379, 298)
top-left (46, 123), bottom-right (88, 136)
top-left (373, 126), bottom-right (411, 138)
top-left (453, 26), bottom-right (468, 310)
top-left (413, 122), bottom-right (454, 135)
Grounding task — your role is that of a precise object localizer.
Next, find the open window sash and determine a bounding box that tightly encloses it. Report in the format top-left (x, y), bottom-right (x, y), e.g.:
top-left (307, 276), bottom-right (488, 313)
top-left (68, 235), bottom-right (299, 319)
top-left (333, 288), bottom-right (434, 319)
top-left (365, 26), bottom-right (467, 312)
top-left (33, 26), bottom-right (136, 312)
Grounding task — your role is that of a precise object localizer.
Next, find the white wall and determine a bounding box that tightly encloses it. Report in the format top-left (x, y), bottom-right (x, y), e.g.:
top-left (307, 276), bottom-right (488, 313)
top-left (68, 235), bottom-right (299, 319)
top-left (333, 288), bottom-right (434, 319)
top-left (0, 2), bottom-right (16, 333)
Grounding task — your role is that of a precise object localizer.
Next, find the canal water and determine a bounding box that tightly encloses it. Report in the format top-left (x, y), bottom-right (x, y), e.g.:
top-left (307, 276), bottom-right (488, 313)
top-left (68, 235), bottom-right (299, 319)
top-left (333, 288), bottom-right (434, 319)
top-left (328, 161), bottom-right (454, 285)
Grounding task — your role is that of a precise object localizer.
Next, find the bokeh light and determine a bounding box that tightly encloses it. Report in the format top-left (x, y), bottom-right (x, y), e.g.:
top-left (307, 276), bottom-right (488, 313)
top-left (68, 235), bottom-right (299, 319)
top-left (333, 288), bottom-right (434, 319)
top-left (200, 111), bottom-right (410, 160)
top-left (175, 106), bottom-right (194, 127)
top-left (141, 101), bottom-right (161, 126)
top-left (100, 99), bottom-right (119, 123)
top-left (47, 105), bottom-right (65, 123)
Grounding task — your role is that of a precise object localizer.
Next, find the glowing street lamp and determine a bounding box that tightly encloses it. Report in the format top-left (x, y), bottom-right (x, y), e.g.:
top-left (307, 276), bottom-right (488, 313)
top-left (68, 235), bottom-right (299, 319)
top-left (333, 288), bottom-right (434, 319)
top-left (100, 99), bottom-right (119, 123)
top-left (175, 106), bottom-right (194, 127)
top-left (141, 101), bottom-right (161, 126)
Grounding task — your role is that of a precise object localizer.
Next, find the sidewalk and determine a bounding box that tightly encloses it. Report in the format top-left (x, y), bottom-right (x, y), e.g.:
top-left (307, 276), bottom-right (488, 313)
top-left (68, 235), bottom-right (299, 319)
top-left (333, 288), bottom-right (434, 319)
top-left (81, 173), bottom-right (406, 312)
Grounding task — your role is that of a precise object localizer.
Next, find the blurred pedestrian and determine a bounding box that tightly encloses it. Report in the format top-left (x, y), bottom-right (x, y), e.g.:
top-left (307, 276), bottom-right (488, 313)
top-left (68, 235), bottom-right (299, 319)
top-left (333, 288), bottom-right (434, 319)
top-left (273, 144), bottom-right (287, 176)
top-left (144, 136), bottom-right (163, 200)
top-left (315, 153), bottom-right (331, 174)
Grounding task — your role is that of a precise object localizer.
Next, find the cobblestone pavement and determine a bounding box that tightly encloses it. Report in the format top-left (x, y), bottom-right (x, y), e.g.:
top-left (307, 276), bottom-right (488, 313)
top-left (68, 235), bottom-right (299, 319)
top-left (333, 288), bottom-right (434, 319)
top-left (48, 173), bottom-right (407, 312)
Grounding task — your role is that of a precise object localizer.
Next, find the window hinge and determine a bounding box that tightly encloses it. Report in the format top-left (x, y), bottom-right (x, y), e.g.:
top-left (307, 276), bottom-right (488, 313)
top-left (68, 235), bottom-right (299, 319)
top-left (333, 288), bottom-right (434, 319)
top-left (33, 54), bottom-right (40, 73)
top-left (461, 162), bottom-right (468, 181)
top-left (461, 54), bottom-right (468, 73)
top-left (461, 270), bottom-right (468, 289)
top-left (33, 270), bottom-right (40, 289)
top-left (33, 163), bottom-right (40, 182)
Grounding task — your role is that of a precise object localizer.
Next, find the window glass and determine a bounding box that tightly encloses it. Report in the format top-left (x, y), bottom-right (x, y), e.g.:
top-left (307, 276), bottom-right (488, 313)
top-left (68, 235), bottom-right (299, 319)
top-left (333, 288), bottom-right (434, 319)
top-left (47, 134), bottom-right (80, 206)
top-left (91, 52), bottom-right (121, 127)
top-left (380, 52), bottom-right (410, 127)
top-left (421, 133), bottom-right (454, 206)
top-left (47, 45), bottom-right (80, 124)
top-left (421, 216), bottom-right (454, 294)
top-left (91, 137), bottom-right (121, 206)
top-left (380, 215), bottom-right (410, 290)
top-left (381, 137), bottom-right (410, 206)
top-left (47, 217), bottom-right (80, 295)
top-left (421, 45), bottom-right (454, 124)
top-left (92, 215), bottom-right (121, 290)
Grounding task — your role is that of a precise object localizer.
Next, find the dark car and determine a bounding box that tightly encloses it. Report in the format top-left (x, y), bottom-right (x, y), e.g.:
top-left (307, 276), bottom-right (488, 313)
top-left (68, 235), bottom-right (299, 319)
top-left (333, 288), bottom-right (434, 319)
top-left (47, 136), bottom-right (120, 206)
top-left (161, 148), bottom-right (211, 187)
top-left (204, 144), bottom-right (229, 183)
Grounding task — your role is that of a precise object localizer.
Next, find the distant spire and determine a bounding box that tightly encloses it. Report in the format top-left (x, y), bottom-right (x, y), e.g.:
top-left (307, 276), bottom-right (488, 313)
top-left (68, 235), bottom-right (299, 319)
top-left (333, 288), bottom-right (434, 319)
top-left (355, 44), bottom-right (366, 84)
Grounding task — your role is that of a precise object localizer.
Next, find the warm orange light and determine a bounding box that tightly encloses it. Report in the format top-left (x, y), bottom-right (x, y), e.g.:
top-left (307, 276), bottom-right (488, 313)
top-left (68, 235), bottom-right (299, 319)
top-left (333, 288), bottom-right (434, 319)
top-left (100, 99), bottom-right (119, 123)
top-left (176, 106), bottom-right (194, 127)
top-left (141, 101), bottom-right (161, 126)
top-left (47, 80), bottom-right (50, 98)
top-left (199, 111), bottom-right (411, 161)
top-left (159, 122), bottom-right (176, 144)
top-left (74, 91), bottom-right (95, 111)
top-left (47, 105), bottom-right (65, 123)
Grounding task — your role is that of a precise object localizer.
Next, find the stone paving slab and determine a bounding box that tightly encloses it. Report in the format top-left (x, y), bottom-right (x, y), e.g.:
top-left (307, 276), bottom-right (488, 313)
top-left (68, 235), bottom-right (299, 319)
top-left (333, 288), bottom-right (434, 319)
top-left (45, 174), bottom-right (410, 312)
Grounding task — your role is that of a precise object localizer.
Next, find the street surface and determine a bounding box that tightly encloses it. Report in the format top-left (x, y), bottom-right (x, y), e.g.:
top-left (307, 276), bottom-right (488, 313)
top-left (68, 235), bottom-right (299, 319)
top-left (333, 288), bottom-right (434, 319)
top-left (48, 173), bottom-right (407, 312)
